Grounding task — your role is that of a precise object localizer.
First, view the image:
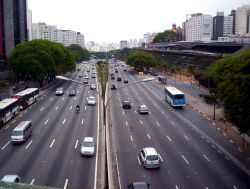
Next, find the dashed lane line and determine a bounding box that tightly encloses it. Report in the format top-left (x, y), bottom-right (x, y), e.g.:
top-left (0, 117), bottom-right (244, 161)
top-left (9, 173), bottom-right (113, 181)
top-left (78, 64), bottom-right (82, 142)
top-left (75, 140), bottom-right (78, 149)
top-left (140, 120), bottom-right (142, 125)
top-left (44, 119), bottom-right (49, 125)
top-left (30, 178), bottom-right (35, 185)
top-left (25, 140), bottom-right (33, 149)
top-left (147, 133), bottom-right (151, 139)
top-left (64, 179), bottom-right (69, 189)
top-left (70, 106), bottom-right (73, 110)
top-left (167, 136), bottom-right (172, 142)
top-left (1, 141), bottom-right (11, 150)
top-left (50, 139), bottom-right (55, 148)
top-left (40, 107), bottom-right (44, 111)
top-left (184, 135), bottom-right (189, 140)
top-left (156, 122), bottom-right (160, 126)
top-left (158, 153), bottom-right (163, 162)
top-left (182, 154), bottom-right (189, 165)
top-left (81, 119), bottom-right (84, 125)
top-left (126, 121), bottom-right (128, 126)
top-left (171, 121), bottom-right (175, 126)
top-left (55, 106), bottom-right (58, 111)
top-left (62, 118), bottom-right (66, 125)
top-left (203, 154), bottom-right (210, 162)
top-left (130, 136), bottom-right (133, 142)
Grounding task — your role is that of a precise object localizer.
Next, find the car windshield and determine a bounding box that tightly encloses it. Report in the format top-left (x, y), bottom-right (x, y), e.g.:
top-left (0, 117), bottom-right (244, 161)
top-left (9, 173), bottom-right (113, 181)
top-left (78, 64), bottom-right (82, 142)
top-left (146, 155), bottom-right (159, 161)
top-left (12, 131), bottom-right (23, 136)
top-left (89, 97), bottom-right (95, 100)
top-left (140, 106), bottom-right (147, 110)
top-left (83, 141), bottom-right (94, 147)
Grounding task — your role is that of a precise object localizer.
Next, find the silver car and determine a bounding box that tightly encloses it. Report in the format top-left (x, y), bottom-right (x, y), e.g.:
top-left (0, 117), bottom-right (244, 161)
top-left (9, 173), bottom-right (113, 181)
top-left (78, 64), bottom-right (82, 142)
top-left (87, 96), bottom-right (96, 105)
top-left (138, 105), bottom-right (149, 114)
top-left (140, 147), bottom-right (160, 168)
top-left (56, 87), bottom-right (64, 95)
top-left (81, 137), bottom-right (95, 156)
top-left (90, 84), bottom-right (96, 90)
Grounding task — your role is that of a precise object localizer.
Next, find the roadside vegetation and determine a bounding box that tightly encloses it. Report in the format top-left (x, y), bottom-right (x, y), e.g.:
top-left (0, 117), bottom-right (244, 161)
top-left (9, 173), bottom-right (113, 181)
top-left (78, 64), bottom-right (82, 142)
top-left (68, 44), bottom-right (90, 62)
top-left (96, 61), bottom-right (109, 97)
top-left (152, 30), bottom-right (177, 43)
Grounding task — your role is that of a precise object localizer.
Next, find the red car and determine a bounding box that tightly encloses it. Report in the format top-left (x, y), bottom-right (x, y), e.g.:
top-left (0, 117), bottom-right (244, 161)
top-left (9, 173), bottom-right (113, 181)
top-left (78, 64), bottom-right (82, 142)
top-left (83, 80), bottom-right (88, 84)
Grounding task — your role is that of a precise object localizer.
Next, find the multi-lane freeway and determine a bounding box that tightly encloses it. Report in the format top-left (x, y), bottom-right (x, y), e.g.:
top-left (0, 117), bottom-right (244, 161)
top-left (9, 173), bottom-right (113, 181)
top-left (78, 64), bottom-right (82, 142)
top-left (0, 63), bottom-right (99, 189)
top-left (109, 61), bottom-right (250, 189)
top-left (0, 59), bottom-right (249, 189)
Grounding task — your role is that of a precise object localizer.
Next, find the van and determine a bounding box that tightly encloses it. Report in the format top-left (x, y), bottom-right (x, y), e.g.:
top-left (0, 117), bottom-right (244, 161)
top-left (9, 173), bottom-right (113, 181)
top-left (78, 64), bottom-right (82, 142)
top-left (11, 121), bottom-right (32, 143)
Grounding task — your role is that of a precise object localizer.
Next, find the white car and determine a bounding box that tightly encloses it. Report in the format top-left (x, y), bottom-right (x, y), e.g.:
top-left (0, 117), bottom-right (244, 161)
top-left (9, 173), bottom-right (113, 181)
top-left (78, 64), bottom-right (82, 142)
top-left (81, 137), bottom-right (95, 156)
top-left (56, 87), bottom-right (64, 95)
top-left (140, 147), bottom-right (160, 169)
top-left (90, 84), bottom-right (96, 90)
top-left (87, 96), bottom-right (96, 105)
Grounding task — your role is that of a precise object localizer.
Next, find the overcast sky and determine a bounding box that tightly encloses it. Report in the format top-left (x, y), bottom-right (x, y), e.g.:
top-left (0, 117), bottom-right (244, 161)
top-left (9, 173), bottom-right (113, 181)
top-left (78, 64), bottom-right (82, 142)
top-left (28, 0), bottom-right (249, 43)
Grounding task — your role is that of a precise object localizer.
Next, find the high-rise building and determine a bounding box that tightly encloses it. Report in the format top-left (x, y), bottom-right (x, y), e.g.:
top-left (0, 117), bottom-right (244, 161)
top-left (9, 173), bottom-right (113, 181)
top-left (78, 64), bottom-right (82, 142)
top-left (120, 41), bottom-right (128, 49)
top-left (235, 5), bottom-right (250, 36)
top-left (76, 32), bottom-right (85, 48)
top-left (0, 0), bottom-right (28, 56)
top-left (186, 13), bottom-right (213, 42)
top-left (212, 12), bottom-right (224, 40)
top-left (229, 10), bottom-right (236, 35)
top-left (182, 21), bottom-right (186, 41)
top-left (27, 9), bottom-right (32, 41)
top-left (223, 15), bottom-right (234, 36)
top-left (32, 23), bottom-right (56, 41)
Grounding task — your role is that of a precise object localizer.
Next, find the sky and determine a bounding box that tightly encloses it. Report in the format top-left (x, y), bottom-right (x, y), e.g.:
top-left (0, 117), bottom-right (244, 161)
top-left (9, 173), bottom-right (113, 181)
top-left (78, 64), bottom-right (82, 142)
top-left (28, 0), bottom-right (249, 43)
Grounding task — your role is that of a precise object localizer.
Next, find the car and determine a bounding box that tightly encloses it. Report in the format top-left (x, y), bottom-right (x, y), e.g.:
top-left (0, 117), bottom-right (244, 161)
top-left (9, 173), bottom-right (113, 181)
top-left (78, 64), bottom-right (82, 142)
top-left (111, 75), bottom-right (115, 80)
top-left (122, 101), bottom-right (131, 109)
top-left (87, 96), bottom-right (96, 105)
top-left (56, 87), bottom-right (64, 95)
top-left (115, 69), bottom-right (118, 73)
top-left (123, 69), bottom-right (127, 72)
top-left (111, 84), bottom-right (116, 90)
top-left (124, 79), bottom-right (128, 83)
top-left (69, 89), bottom-right (76, 96)
top-left (84, 73), bottom-right (88, 76)
top-left (139, 147), bottom-right (160, 169)
top-left (77, 68), bottom-right (80, 71)
top-left (83, 80), bottom-right (88, 84)
top-left (80, 137), bottom-right (95, 156)
top-left (90, 84), bottom-right (96, 90)
top-left (153, 72), bottom-right (158, 76)
top-left (138, 105), bottom-right (149, 114)
top-left (91, 74), bottom-right (96, 78)
top-left (79, 73), bottom-right (83, 77)
top-left (1, 175), bottom-right (21, 183)
top-left (128, 182), bottom-right (150, 189)
top-left (85, 75), bottom-right (89, 79)
top-left (117, 77), bottom-right (122, 81)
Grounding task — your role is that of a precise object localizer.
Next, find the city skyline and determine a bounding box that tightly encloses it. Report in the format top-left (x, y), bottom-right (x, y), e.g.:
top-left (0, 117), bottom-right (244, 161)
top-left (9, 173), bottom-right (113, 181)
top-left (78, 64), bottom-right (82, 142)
top-left (28, 0), bottom-right (248, 43)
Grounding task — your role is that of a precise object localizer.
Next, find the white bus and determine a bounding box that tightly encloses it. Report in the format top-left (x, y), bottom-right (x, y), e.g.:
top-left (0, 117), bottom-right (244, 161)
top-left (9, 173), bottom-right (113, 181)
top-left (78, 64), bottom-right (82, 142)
top-left (12, 88), bottom-right (39, 110)
top-left (0, 98), bottom-right (20, 127)
top-left (164, 86), bottom-right (185, 107)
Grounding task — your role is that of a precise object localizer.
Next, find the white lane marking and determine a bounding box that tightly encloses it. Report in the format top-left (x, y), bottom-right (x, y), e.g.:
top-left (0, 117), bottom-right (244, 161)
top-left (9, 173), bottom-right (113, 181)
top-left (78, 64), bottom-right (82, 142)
top-left (217, 150), bottom-right (222, 154)
top-left (126, 121), bottom-right (128, 126)
top-left (50, 139), bottom-right (55, 148)
top-left (55, 106), bottom-right (58, 111)
top-left (140, 120), bottom-right (142, 125)
top-left (64, 179), bottom-right (69, 189)
top-left (85, 106), bottom-right (87, 110)
top-left (233, 186), bottom-right (237, 189)
top-left (184, 135), bottom-right (189, 140)
top-left (156, 122), bottom-right (160, 126)
top-left (62, 97), bottom-right (64, 100)
top-left (81, 119), bottom-right (84, 124)
top-left (134, 110), bottom-right (137, 113)
top-left (161, 110), bottom-right (163, 114)
top-left (50, 97), bottom-right (53, 101)
top-left (130, 136), bottom-right (133, 142)
top-left (75, 97), bottom-right (77, 100)
top-left (40, 107), bottom-right (44, 111)
top-left (75, 140), bottom-right (78, 149)
top-left (137, 156), bottom-right (141, 165)
top-left (62, 118), bottom-right (66, 125)
top-left (4, 124), bottom-right (10, 130)
top-left (123, 111), bottom-right (124, 115)
top-left (1, 141), bottom-right (11, 150)
top-left (203, 154), bottom-right (210, 162)
top-left (30, 178), bottom-right (35, 185)
top-left (44, 119), bottom-right (49, 125)
top-left (167, 136), bottom-right (172, 142)
top-left (201, 135), bottom-right (205, 139)
top-left (225, 156), bottom-right (230, 161)
top-left (182, 154), bottom-right (189, 165)
top-left (25, 140), bottom-right (33, 149)
top-left (12, 119), bottom-right (16, 124)
top-left (70, 106), bottom-right (73, 110)
top-left (147, 134), bottom-right (151, 139)
top-left (158, 153), bottom-right (163, 162)
top-left (149, 111), bottom-right (151, 115)
top-left (171, 121), bottom-right (175, 125)
top-left (212, 145), bottom-right (216, 149)
top-left (175, 185), bottom-right (179, 189)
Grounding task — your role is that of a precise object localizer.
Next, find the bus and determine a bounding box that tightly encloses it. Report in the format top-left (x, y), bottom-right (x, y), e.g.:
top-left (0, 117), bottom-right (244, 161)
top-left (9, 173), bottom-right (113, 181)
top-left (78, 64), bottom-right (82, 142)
top-left (12, 88), bottom-right (39, 110)
top-left (0, 98), bottom-right (20, 127)
top-left (164, 86), bottom-right (185, 107)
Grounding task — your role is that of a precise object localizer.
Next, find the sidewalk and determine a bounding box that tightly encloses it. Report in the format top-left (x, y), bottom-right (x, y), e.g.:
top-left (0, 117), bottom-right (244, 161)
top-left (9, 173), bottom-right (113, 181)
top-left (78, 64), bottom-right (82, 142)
top-left (142, 70), bottom-right (250, 158)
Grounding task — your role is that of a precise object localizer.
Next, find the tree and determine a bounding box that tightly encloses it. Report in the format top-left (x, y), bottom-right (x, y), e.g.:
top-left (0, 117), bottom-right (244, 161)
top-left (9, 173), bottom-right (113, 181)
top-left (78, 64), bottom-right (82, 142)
top-left (212, 49), bottom-right (250, 134)
top-left (10, 39), bottom-right (76, 87)
top-left (187, 65), bottom-right (194, 74)
top-left (153, 30), bottom-right (177, 43)
top-left (68, 44), bottom-right (90, 61)
top-left (126, 51), bottom-right (156, 71)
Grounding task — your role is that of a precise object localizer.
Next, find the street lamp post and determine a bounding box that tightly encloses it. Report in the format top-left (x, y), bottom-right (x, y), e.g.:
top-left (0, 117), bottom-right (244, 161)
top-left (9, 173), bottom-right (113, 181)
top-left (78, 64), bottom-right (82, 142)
top-left (55, 75), bottom-right (156, 188)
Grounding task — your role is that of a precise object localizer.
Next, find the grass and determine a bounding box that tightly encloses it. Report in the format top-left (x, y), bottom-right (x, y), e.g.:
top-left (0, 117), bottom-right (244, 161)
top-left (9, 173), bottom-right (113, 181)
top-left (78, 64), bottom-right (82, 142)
top-left (96, 62), bottom-right (109, 97)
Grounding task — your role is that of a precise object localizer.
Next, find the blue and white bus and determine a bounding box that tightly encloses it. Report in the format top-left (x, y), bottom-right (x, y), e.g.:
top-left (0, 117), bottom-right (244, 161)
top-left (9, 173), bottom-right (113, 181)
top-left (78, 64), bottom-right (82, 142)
top-left (164, 86), bottom-right (185, 107)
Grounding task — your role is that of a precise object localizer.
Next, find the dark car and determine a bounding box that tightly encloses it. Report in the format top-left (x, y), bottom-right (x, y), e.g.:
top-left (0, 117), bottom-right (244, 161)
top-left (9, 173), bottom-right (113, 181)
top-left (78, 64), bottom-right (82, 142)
top-left (128, 182), bottom-right (150, 189)
top-left (111, 84), bottom-right (116, 90)
top-left (124, 79), bottom-right (128, 83)
top-left (153, 72), bottom-right (158, 76)
top-left (115, 70), bottom-right (118, 73)
top-left (123, 69), bottom-right (127, 72)
top-left (69, 89), bottom-right (76, 96)
top-left (111, 75), bottom-right (115, 80)
top-left (77, 68), bottom-right (80, 71)
top-left (83, 80), bottom-right (88, 84)
top-left (117, 77), bottom-right (122, 81)
top-left (122, 101), bottom-right (131, 109)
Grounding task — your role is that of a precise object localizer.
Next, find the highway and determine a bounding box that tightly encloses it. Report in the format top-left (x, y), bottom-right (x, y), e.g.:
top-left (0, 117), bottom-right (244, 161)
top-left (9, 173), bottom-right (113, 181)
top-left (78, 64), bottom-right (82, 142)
top-left (0, 62), bottom-right (99, 189)
top-left (109, 61), bottom-right (250, 189)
